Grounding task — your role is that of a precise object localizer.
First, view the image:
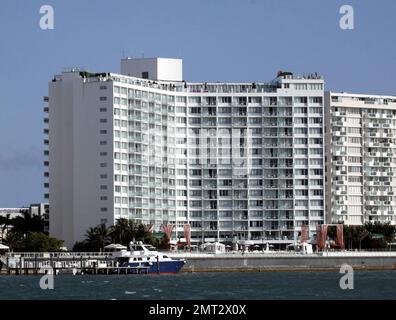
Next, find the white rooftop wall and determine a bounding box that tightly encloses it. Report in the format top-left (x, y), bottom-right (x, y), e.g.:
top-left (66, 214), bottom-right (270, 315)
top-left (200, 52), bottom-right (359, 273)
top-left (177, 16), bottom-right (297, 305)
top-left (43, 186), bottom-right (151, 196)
top-left (120, 57), bottom-right (183, 81)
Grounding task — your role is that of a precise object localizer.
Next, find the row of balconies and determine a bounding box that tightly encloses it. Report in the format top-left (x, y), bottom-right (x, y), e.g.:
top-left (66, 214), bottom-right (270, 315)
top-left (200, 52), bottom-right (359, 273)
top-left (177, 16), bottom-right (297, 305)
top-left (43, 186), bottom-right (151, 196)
top-left (365, 200), bottom-right (396, 206)
top-left (365, 190), bottom-right (394, 196)
top-left (364, 181), bottom-right (392, 187)
top-left (366, 210), bottom-right (395, 216)
top-left (367, 171), bottom-right (393, 177)
top-left (366, 161), bottom-right (393, 167)
top-left (367, 152), bottom-right (393, 157)
top-left (364, 113), bottom-right (394, 119)
top-left (368, 132), bottom-right (394, 138)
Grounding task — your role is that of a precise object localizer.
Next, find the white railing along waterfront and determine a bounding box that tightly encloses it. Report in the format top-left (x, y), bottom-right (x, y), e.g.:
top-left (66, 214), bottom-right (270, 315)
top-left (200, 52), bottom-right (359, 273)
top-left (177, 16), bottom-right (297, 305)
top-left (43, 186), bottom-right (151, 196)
top-left (168, 250), bottom-right (396, 259)
top-left (4, 252), bottom-right (113, 259)
top-left (319, 251), bottom-right (396, 257)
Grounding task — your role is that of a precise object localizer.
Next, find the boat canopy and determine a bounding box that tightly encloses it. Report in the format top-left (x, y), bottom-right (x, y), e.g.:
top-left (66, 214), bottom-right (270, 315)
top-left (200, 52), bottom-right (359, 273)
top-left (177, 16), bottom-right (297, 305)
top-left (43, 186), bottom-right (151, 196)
top-left (104, 244), bottom-right (127, 250)
top-left (0, 243), bottom-right (10, 250)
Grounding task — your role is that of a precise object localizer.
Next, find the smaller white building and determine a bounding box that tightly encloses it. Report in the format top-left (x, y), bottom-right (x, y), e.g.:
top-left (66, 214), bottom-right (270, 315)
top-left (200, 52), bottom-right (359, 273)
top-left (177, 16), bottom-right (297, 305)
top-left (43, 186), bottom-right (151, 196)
top-left (0, 203), bottom-right (49, 240)
top-left (325, 92), bottom-right (396, 225)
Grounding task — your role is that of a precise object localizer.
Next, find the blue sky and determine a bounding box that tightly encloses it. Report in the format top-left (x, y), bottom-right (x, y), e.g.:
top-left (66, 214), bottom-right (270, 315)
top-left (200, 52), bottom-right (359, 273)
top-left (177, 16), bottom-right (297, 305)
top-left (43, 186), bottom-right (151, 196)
top-left (0, 0), bottom-right (395, 207)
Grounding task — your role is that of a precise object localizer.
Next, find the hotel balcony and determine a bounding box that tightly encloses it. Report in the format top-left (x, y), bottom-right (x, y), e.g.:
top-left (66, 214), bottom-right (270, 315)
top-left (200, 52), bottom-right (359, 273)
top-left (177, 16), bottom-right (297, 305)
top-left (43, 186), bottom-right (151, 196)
top-left (334, 209), bottom-right (347, 216)
top-left (334, 189), bottom-right (347, 196)
top-left (365, 200), bottom-right (382, 206)
top-left (334, 150), bottom-right (347, 156)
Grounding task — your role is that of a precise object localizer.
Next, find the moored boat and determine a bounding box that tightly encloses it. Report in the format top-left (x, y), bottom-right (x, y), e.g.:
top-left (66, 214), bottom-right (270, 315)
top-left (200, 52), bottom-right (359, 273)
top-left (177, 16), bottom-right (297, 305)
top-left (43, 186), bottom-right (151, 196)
top-left (112, 241), bottom-right (186, 274)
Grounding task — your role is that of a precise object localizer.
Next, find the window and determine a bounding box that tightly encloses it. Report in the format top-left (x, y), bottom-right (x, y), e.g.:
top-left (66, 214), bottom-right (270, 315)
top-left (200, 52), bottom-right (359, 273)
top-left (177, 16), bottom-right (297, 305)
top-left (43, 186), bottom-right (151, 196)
top-left (348, 137), bottom-right (361, 144)
top-left (100, 174), bottom-right (107, 179)
top-left (311, 190), bottom-right (323, 196)
top-left (348, 147), bottom-right (361, 154)
top-left (296, 190), bottom-right (308, 196)
top-left (295, 84), bottom-right (308, 90)
top-left (220, 97), bottom-right (231, 104)
top-left (348, 127), bottom-right (361, 134)
top-left (190, 190), bottom-right (202, 197)
top-left (100, 163), bottom-right (107, 168)
top-left (309, 117), bottom-right (322, 124)
top-left (189, 107), bottom-right (201, 114)
top-left (295, 128), bottom-right (308, 134)
top-left (100, 152), bottom-right (107, 156)
top-left (100, 97), bottom-right (107, 101)
top-left (248, 97), bottom-right (262, 104)
top-left (142, 72), bottom-right (149, 79)
top-left (310, 169), bottom-right (323, 175)
top-left (295, 96), bottom-right (308, 103)
top-left (295, 107), bottom-right (307, 114)
top-left (309, 107), bottom-right (322, 114)
top-left (348, 156), bottom-right (361, 163)
top-left (100, 141), bottom-right (107, 146)
top-left (100, 85), bottom-right (107, 90)
top-left (176, 106), bottom-right (186, 113)
top-left (295, 117), bottom-right (307, 124)
top-left (348, 176), bottom-right (362, 183)
top-left (100, 108), bottom-right (107, 112)
top-left (100, 130), bottom-right (107, 134)
top-left (100, 118), bottom-right (107, 123)
top-left (309, 128), bottom-right (322, 134)
top-left (310, 148), bottom-right (323, 155)
top-left (100, 207), bottom-right (108, 212)
top-left (310, 97), bottom-right (323, 104)
top-left (100, 185), bottom-right (107, 190)
top-left (188, 97), bottom-right (201, 104)
top-left (100, 196), bottom-right (108, 201)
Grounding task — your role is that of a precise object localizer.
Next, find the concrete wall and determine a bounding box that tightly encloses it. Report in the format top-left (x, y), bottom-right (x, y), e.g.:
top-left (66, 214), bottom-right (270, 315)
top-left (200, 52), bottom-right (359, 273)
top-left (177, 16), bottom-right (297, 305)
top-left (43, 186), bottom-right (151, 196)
top-left (179, 255), bottom-right (396, 272)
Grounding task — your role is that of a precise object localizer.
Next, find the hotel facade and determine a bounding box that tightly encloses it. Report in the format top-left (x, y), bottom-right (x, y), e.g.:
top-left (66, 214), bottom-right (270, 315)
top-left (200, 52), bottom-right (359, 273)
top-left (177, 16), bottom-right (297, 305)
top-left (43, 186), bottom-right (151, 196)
top-left (45, 58), bottom-right (326, 248)
top-left (325, 92), bottom-right (396, 226)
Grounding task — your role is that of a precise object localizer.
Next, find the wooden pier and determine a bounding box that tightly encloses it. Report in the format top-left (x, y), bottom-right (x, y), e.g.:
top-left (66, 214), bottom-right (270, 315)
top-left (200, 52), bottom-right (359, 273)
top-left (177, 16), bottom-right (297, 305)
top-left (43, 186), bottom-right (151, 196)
top-left (0, 252), bottom-right (150, 275)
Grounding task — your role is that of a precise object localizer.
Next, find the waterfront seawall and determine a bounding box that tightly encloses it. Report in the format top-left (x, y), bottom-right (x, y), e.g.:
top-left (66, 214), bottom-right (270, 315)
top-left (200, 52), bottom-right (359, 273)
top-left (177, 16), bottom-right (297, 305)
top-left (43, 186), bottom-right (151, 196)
top-left (170, 254), bottom-right (396, 272)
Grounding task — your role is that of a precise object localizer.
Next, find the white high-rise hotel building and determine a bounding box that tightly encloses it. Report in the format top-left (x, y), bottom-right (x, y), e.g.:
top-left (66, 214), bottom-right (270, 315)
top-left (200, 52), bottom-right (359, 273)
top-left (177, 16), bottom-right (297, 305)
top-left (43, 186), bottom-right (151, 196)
top-left (45, 58), bottom-right (326, 248)
top-left (325, 92), bottom-right (396, 226)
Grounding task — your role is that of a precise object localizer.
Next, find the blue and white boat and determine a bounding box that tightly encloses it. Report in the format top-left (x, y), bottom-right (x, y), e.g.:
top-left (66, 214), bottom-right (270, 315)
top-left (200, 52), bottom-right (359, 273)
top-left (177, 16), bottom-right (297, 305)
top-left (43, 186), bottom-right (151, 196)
top-left (113, 241), bottom-right (186, 274)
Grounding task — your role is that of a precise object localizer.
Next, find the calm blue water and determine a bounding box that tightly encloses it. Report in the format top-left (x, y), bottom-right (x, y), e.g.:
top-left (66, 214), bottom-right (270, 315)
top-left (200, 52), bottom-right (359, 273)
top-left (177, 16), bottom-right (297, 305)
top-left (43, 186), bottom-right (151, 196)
top-left (0, 271), bottom-right (395, 300)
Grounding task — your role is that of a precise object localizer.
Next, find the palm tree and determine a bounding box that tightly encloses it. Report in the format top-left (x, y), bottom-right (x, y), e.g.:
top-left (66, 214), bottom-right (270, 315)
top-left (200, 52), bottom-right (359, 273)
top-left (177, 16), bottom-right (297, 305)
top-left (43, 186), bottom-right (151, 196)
top-left (0, 215), bottom-right (8, 241)
top-left (8, 211), bottom-right (44, 241)
top-left (85, 227), bottom-right (100, 243)
top-left (109, 218), bottom-right (135, 246)
top-left (84, 224), bottom-right (110, 251)
top-left (96, 224), bottom-right (111, 250)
